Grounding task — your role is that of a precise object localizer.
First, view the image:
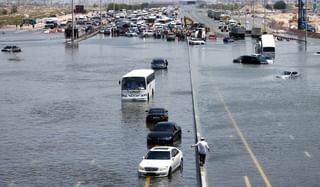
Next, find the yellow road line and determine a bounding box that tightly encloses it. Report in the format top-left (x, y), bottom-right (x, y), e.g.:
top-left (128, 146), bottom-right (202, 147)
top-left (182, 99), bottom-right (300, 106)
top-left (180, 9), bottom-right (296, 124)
top-left (244, 176), bottom-right (252, 187)
top-left (217, 91), bottom-right (272, 187)
top-left (144, 176), bottom-right (151, 187)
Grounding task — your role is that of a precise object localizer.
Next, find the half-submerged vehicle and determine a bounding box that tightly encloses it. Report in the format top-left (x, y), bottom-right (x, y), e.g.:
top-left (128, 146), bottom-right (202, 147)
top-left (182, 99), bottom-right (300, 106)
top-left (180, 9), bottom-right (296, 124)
top-left (276, 71), bottom-right (300, 79)
top-left (1, 45), bottom-right (22, 52)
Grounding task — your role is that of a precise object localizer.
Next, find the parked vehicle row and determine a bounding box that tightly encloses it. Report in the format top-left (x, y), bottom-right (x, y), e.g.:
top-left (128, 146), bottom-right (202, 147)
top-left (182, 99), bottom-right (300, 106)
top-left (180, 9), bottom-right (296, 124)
top-left (140, 111), bottom-right (183, 177)
top-left (132, 55), bottom-right (183, 178)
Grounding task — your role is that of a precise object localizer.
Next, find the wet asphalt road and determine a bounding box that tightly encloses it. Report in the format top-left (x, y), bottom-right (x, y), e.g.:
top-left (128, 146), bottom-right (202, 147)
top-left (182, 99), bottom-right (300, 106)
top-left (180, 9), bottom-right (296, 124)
top-left (1, 15), bottom-right (320, 187)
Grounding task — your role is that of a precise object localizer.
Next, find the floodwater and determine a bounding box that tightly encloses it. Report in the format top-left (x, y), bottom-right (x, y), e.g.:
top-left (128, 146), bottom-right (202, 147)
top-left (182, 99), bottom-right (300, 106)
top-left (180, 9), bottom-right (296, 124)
top-left (1, 27), bottom-right (320, 187)
top-left (0, 31), bottom-right (197, 187)
top-left (193, 37), bottom-right (320, 187)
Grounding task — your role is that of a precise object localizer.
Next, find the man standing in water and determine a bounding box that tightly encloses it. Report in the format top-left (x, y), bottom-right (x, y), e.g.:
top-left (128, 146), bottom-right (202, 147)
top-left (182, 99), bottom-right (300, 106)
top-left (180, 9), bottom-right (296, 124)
top-left (191, 137), bottom-right (210, 166)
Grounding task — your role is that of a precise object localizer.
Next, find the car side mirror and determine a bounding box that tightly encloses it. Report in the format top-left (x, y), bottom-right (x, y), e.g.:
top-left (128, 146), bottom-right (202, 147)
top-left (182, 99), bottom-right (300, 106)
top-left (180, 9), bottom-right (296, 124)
top-left (118, 80), bottom-right (121, 85)
top-left (145, 110), bottom-right (149, 112)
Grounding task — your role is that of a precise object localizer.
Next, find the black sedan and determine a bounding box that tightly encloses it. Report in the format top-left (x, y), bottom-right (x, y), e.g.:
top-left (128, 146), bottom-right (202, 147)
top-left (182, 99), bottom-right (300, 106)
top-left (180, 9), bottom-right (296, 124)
top-left (147, 122), bottom-right (181, 144)
top-left (146, 108), bottom-right (168, 123)
top-left (233, 55), bottom-right (272, 64)
top-left (1, 45), bottom-right (22, 52)
top-left (151, 58), bottom-right (168, 69)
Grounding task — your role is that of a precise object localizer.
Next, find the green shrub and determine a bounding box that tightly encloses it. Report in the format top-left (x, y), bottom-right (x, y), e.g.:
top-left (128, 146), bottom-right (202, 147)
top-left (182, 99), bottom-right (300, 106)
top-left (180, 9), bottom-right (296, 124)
top-left (11, 5), bottom-right (18, 14)
top-left (1, 8), bottom-right (8, 15)
top-left (273, 1), bottom-right (287, 10)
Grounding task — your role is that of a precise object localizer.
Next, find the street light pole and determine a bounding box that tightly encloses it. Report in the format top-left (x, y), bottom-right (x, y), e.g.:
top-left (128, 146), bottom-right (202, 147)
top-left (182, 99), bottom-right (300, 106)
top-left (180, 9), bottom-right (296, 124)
top-left (305, 0), bottom-right (308, 50)
top-left (71, 0), bottom-right (75, 46)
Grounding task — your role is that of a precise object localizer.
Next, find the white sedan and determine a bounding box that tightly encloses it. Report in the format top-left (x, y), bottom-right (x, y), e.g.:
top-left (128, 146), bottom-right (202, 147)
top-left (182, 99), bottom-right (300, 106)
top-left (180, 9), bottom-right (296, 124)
top-left (138, 146), bottom-right (183, 177)
top-left (188, 37), bottom-right (205, 45)
top-left (276, 71), bottom-right (300, 79)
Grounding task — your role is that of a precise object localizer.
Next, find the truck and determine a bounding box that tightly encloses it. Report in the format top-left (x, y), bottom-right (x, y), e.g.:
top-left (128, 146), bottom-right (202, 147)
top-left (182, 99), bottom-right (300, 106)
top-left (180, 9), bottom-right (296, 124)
top-left (229, 25), bottom-right (246, 40)
top-left (251, 27), bottom-right (262, 38)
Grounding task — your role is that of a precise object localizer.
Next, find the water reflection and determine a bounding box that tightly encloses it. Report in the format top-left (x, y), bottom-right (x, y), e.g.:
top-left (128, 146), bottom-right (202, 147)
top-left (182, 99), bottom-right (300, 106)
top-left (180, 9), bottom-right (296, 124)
top-left (121, 101), bottom-right (149, 123)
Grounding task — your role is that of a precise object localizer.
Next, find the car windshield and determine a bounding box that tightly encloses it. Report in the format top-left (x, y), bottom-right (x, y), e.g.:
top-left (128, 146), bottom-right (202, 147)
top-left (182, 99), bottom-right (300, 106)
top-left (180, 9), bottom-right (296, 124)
top-left (283, 71), bottom-right (291, 75)
top-left (153, 124), bottom-right (174, 132)
top-left (149, 108), bottom-right (165, 114)
top-left (145, 151), bottom-right (170, 160)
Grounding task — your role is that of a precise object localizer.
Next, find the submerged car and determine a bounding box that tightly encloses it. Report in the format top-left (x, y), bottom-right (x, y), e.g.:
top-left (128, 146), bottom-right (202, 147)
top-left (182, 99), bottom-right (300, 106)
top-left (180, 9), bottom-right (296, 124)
top-left (233, 54), bottom-right (272, 64)
top-left (138, 146), bottom-right (183, 177)
top-left (252, 54), bottom-right (274, 64)
top-left (1, 45), bottom-right (22, 52)
top-left (151, 58), bottom-right (168, 69)
top-left (147, 122), bottom-right (181, 144)
top-left (146, 107), bottom-right (168, 123)
top-left (276, 71), bottom-right (300, 79)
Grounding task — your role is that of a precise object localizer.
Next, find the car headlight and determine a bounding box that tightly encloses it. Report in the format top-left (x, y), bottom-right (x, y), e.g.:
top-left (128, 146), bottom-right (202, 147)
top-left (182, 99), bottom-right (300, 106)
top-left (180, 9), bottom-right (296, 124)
top-left (163, 137), bottom-right (172, 140)
top-left (159, 166), bottom-right (168, 171)
top-left (139, 166), bottom-right (144, 170)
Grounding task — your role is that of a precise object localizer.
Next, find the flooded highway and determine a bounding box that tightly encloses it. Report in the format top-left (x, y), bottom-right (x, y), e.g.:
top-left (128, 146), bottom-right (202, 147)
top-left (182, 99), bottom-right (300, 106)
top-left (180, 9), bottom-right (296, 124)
top-left (1, 18), bottom-right (320, 187)
top-left (0, 30), bottom-right (198, 186)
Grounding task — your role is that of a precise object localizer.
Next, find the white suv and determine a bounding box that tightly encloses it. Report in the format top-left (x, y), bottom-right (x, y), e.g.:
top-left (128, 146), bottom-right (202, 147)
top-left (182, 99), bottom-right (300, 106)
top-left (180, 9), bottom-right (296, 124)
top-left (138, 146), bottom-right (183, 177)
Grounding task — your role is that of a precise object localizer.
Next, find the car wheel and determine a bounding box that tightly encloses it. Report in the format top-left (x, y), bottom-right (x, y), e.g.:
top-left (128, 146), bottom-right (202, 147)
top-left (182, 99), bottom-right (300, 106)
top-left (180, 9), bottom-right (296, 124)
top-left (180, 158), bottom-right (183, 169)
top-left (167, 167), bottom-right (172, 177)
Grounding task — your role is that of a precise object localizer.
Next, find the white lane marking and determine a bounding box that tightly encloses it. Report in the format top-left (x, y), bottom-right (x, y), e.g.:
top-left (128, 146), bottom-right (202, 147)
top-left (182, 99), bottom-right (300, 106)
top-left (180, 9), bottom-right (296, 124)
top-left (89, 159), bottom-right (96, 166)
top-left (74, 181), bottom-right (82, 187)
top-left (244, 176), bottom-right (252, 187)
top-left (7, 181), bottom-right (15, 187)
top-left (277, 122), bottom-right (283, 127)
top-left (304, 151), bottom-right (312, 158)
top-left (288, 135), bottom-right (295, 140)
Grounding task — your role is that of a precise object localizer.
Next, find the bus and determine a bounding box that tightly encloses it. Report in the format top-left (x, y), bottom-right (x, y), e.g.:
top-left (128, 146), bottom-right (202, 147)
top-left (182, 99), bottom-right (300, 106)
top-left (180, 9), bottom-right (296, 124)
top-left (120, 69), bottom-right (155, 101)
top-left (255, 34), bottom-right (275, 58)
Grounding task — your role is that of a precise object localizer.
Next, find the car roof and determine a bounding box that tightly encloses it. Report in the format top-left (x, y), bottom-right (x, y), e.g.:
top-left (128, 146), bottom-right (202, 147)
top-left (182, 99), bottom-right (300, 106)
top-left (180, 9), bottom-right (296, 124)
top-left (155, 121), bottom-right (175, 126)
top-left (149, 107), bottom-right (166, 111)
top-left (152, 58), bottom-right (166, 61)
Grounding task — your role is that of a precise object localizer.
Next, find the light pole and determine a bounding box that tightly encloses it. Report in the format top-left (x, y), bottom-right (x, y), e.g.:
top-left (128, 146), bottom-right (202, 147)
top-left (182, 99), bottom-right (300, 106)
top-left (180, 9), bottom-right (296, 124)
top-left (305, 0), bottom-right (308, 50)
top-left (100, 0), bottom-right (102, 25)
top-left (264, 0), bottom-right (266, 33)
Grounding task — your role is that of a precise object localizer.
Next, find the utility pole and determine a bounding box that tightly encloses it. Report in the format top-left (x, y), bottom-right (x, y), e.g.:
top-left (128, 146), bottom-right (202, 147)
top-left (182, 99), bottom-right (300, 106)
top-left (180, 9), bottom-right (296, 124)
top-left (264, 0), bottom-right (266, 33)
top-left (72, 0), bottom-right (75, 46)
top-left (100, 0), bottom-right (102, 25)
top-left (305, 0), bottom-right (308, 50)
